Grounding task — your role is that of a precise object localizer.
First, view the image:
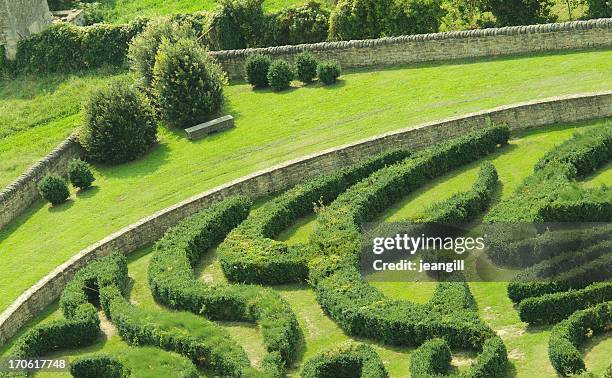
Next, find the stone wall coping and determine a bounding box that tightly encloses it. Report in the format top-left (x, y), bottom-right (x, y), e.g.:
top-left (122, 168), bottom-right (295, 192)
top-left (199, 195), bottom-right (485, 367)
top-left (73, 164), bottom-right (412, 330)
top-left (210, 18), bottom-right (612, 59)
top-left (1, 90), bottom-right (611, 346)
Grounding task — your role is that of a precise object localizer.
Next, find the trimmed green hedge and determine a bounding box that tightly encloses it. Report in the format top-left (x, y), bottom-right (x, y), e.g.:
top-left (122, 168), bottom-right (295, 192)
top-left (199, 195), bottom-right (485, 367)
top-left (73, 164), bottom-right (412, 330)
top-left (518, 282), bottom-right (612, 325)
top-left (420, 161), bottom-right (498, 223)
top-left (410, 338), bottom-right (451, 376)
top-left (307, 125), bottom-right (509, 349)
top-left (147, 196), bottom-right (301, 376)
top-left (70, 355), bottom-right (131, 378)
top-left (301, 342), bottom-right (388, 378)
top-left (549, 301), bottom-right (611, 376)
top-left (14, 21), bottom-right (147, 73)
top-left (218, 149), bottom-right (410, 285)
top-left (508, 240), bottom-right (612, 303)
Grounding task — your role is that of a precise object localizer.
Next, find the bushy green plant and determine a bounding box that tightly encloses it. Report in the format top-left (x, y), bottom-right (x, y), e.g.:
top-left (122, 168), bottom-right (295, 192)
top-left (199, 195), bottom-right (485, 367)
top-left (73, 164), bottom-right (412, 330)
top-left (317, 61), bottom-right (341, 85)
top-left (68, 159), bottom-right (96, 190)
top-left (38, 175), bottom-right (70, 205)
top-left (205, 0), bottom-right (268, 50)
top-left (328, 0), bottom-right (394, 40)
top-left (585, 0), bottom-right (611, 18)
top-left (485, 0), bottom-right (556, 26)
top-left (244, 53), bottom-right (272, 88)
top-left (301, 342), bottom-right (388, 378)
top-left (410, 338), bottom-right (451, 376)
top-left (271, 1), bottom-right (329, 46)
top-left (153, 38), bottom-right (226, 129)
top-left (267, 59), bottom-right (294, 90)
top-left (128, 18), bottom-right (193, 88)
top-left (390, 0), bottom-right (445, 36)
top-left (70, 355), bottom-right (130, 378)
top-left (294, 52), bottom-right (319, 83)
top-left (80, 79), bottom-right (157, 164)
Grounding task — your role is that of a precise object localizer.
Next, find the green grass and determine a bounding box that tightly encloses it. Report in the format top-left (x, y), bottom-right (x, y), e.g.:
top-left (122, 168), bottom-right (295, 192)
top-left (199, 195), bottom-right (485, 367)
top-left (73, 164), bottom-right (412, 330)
top-left (1, 50), bottom-right (611, 315)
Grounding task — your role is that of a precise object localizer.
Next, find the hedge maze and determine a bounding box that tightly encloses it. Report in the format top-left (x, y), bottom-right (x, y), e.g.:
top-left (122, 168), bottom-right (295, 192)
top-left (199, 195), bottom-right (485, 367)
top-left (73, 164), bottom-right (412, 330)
top-left (2, 121), bottom-right (611, 377)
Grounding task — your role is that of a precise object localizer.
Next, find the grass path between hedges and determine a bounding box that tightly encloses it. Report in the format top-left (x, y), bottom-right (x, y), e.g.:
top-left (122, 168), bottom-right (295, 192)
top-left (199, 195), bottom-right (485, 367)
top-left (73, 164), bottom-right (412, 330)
top-left (1, 50), bottom-right (612, 316)
top-left (3, 121), bottom-right (610, 377)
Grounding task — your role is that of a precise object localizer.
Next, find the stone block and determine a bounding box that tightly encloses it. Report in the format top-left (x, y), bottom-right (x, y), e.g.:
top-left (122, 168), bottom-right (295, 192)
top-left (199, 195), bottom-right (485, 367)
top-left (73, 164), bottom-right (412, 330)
top-left (185, 115), bottom-right (234, 140)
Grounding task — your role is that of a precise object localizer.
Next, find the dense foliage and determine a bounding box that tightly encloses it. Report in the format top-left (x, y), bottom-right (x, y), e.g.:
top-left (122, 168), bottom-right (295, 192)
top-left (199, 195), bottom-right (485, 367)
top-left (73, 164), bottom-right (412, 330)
top-left (295, 52), bottom-right (319, 83)
top-left (147, 196), bottom-right (301, 376)
top-left (128, 18), bottom-right (194, 88)
top-left (268, 59), bottom-right (295, 90)
top-left (484, 0), bottom-right (555, 26)
top-left (153, 38), bottom-right (226, 129)
top-left (206, 0), bottom-right (268, 50)
top-left (271, 1), bottom-right (330, 46)
top-left (38, 175), bottom-right (70, 205)
top-left (68, 159), bottom-right (96, 190)
top-left (410, 338), bottom-right (451, 376)
top-left (70, 355), bottom-right (131, 378)
top-left (301, 342), bottom-right (388, 378)
top-left (245, 53), bottom-right (272, 88)
top-left (317, 61), bottom-right (341, 85)
top-left (80, 79), bottom-right (157, 164)
top-left (549, 302), bottom-right (611, 376)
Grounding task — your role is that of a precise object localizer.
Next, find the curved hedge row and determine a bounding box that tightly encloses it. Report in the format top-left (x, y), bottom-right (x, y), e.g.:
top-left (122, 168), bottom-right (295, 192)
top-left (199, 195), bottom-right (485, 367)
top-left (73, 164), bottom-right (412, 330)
top-left (410, 336), bottom-right (508, 377)
top-left (518, 282), bottom-right (612, 325)
top-left (507, 240), bottom-right (612, 303)
top-left (70, 355), bottom-right (131, 378)
top-left (549, 301), bottom-right (611, 376)
top-left (420, 161), bottom-right (498, 223)
top-left (147, 196), bottom-right (302, 376)
top-left (486, 121), bottom-right (612, 223)
top-left (301, 342), bottom-right (388, 378)
top-left (218, 149), bottom-right (411, 285)
top-left (306, 125), bottom-right (509, 350)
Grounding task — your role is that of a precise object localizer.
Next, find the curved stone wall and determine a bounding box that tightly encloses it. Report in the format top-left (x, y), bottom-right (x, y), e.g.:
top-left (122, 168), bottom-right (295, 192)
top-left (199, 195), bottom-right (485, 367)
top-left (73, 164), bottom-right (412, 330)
top-left (0, 91), bottom-right (610, 346)
top-left (0, 135), bottom-right (83, 231)
top-left (211, 18), bottom-right (612, 79)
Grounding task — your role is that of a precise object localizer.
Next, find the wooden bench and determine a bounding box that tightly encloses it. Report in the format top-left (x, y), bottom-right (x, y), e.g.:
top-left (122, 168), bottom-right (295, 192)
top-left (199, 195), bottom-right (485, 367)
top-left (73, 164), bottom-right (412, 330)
top-left (185, 115), bottom-right (234, 140)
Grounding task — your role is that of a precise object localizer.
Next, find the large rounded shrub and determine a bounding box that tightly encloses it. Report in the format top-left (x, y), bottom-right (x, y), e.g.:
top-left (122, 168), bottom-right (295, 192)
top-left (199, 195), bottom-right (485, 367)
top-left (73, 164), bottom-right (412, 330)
top-left (317, 61), bottom-right (341, 85)
top-left (295, 52), bottom-right (318, 84)
top-left (205, 0), bottom-right (268, 50)
top-left (38, 175), bottom-right (70, 205)
top-left (272, 1), bottom-right (329, 46)
top-left (153, 38), bottom-right (226, 129)
top-left (267, 60), bottom-right (294, 91)
top-left (244, 54), bottom-right (272, 88)
top-left (68, 159), bottom-right (95, 190)
top-left (328, 0), bottom-right (393, 41)
top-left (80, 80), bottom-right (157, 165)
top-left (127, 18), bottom-right (194, 88)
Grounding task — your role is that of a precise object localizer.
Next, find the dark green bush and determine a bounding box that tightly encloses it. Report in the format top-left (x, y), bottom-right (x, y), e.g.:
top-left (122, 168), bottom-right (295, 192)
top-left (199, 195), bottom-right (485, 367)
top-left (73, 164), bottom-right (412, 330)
top-left (38, 175), bottom-right (70, 205)
top-left (389, 0), bottom-right (445, 36)
top-left (549, 302), bottom-right (611, 376)
top-left (128, 18), bottom-right (193, 88)
top-left (301, 342), bottom-right (388, 378)
top-left (68, 159), bottom-right (95, 190)
top-left (148, 197), bottom-right (301, 376)
top-left (245, 53), bottom-right (272, 88)
top-left (317, 61), bottom-right (341, 85)
top-left (295, 52), bottom-right (319, 84)
top-left (485, 0), bottom-right (555, 26)
top-left (585, 0), bottom-right (611, 18)
top-left (70, 355), bottom-right (130, 378)
top-left (80, 79), bottom-right (157, 165)
top-left (328, 0), bottom-right (394, 40)
top-left (519, 282), bottom-right (612, 325)
top-left (153, 38), bottom-right (226, 129)
top-left (218, 149), bottom-right (411, 285)
top-left (271, 1), bottom-right (329, 46)
top-left (205, 0), bottom-right (268, 50)
top-left (410, 338), bottom-right (451, 376)
top-left (268, 59), bottom-right (294, 90)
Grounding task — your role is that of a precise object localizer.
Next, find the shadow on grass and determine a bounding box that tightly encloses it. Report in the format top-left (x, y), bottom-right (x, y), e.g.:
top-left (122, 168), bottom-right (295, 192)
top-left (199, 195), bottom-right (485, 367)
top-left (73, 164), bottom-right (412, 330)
top-left (75, 185), bottom-right (100, 199)
top-left (48, 198), bottom-right (75, 213)
top-left (95, 141), bottom-right (171, 180)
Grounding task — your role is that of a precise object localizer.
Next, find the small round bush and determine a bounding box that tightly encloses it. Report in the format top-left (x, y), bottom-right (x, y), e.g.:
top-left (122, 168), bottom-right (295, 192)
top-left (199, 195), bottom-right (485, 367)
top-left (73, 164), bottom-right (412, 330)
top-left (244, 54), bottom-right (272, 89)
top-left (80, 79), bottom-right (157, 165)
top-left (153, 37), bottom-right (226, 129)
top-left (68, 159), bottom-right (95, 190)
top-left (38, 175), bottom-right (70, 205)
top-left (267, 60), bottom-right (294, 91)
top-left (295, 52), bottom-right (318, 84)
top-left (317, 61), bottom-right (341, 85)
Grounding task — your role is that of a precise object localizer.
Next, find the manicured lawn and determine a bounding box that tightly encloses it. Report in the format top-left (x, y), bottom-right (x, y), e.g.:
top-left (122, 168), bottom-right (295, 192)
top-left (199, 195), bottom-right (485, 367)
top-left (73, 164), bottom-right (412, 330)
top-left (1, 50), bottom-right (611, 316)
top-left (98, 0), bottom-right (334, 24)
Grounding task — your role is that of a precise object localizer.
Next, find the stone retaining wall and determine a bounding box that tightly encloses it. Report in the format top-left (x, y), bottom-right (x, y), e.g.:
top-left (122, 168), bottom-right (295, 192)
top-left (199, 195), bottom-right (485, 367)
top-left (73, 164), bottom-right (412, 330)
top-left (211, 18), bottom-right (612, 79)
top-left (0, 135), bottom-right (83, 231)
top-left (0, 91), bottom-right (610, 346)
